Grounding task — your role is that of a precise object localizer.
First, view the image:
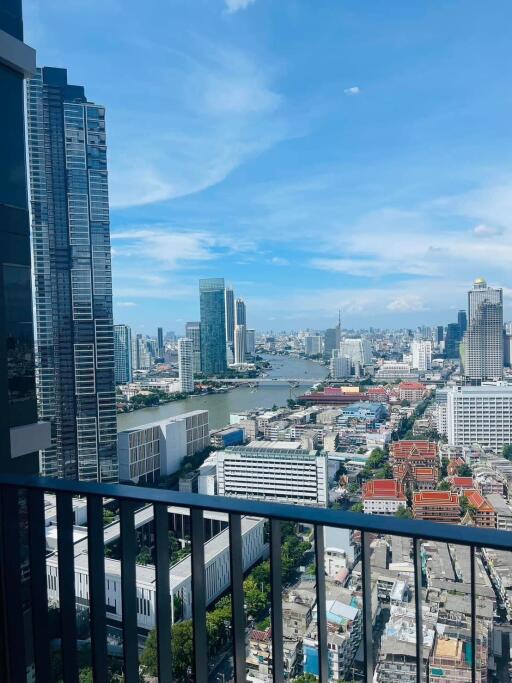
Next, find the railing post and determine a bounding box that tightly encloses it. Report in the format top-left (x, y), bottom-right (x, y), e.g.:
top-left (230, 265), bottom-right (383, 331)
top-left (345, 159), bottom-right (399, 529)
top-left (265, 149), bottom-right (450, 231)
top-left (57, 491), bottom-right (79, 681)
top-left (191, 508), bottom-right (207, 683)
top-left (314, 525), bottom-right (328, 683)
top-left (270, 519), bottom-right (284, 683)
top-left (470, 545), bottom-right (476, 683)
top-left (87, 494), bottom-right (108, 683)
top-left (413, 538), bottom-right (423, 683)
top-left (120, 499), bottom-right (139, 683)
top-left (229, 513), bottom-right (246, 683)
top-left (361, 530), bottom-right (374, 683)
top-left (154, 502), bottom-right (172, 682)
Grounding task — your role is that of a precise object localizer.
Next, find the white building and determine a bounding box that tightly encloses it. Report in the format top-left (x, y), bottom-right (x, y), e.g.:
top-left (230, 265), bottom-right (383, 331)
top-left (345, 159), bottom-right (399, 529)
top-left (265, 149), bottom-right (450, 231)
top-left (375, 361), bottom-right (418, 380)
top-left (411, 340), bottom-right (432, 372)
top-left (464, 278), bottom-right (503, 381)
top-left (234, 324), bottom-right (246, 365)
top-left (339, 338), bottom-right (373, 367)
top-left (246, 329), bottom-right (256, 355)
top-left (446, 384), bottom-right (512, 452)
top-left (216, 443), bottom-right (328, 506)
top-left (178, 337), bottom-right (194, 393)
top-left (305, 335), bottom-right (323, 356)
top-left (46, 514), bottom-right (265, 631)
top-left (330, 351), bottom-right (351, 379)
top-left (118, 410), bottom-right (209, 483)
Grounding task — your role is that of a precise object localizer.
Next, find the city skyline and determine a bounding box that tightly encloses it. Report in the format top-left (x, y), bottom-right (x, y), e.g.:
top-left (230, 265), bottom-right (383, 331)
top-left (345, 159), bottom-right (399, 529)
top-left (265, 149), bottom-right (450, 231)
top-left (25, 1), bottom-right (512, 330)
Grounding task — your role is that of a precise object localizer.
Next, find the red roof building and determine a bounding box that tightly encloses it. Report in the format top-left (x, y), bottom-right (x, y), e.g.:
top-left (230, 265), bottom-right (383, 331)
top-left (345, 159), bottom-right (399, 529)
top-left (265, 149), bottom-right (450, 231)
top-left (448, 476), bottom-right (474, 493)
top-left (413, 491), bottom-right (461, 524)
top-left (399, 382), bottom-right (426, 403)
top-left (362, 479), bottom-right (407, 515)
top-left (447, 457), bottom-right (466, 476)
top-left (391, 441), bottom-right (439, 490)
top-left (298, 391), bottom-right (368, 406)
top-left (462, 490), bottom-right (496, 528)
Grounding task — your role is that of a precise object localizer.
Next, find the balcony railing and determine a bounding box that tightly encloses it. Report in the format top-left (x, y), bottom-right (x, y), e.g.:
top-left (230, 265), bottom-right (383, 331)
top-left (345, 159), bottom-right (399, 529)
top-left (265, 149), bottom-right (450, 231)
top-left (0, 473), bottom-right (511, 683)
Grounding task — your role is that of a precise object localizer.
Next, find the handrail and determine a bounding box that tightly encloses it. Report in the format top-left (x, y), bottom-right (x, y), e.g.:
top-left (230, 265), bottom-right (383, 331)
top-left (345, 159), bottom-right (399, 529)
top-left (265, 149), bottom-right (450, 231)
top-left (0, 473), bottom-right (511, 550)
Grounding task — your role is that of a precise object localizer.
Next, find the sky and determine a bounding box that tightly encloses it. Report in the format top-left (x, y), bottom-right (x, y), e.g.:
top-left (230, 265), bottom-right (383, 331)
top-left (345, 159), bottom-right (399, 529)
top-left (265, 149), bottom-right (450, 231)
top-left (24, 0), bottom-right (512, 334)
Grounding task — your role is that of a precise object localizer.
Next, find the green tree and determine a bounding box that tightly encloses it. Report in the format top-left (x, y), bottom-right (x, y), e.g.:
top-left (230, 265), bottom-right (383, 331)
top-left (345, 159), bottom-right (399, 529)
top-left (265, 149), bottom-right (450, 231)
top-left (350, 502), bottom-right (364, 513)
top-left (141, 621), bottom-right (194, 680)
top-left (458, 463), bottom-right (472, 477)
top-left (395, 505), bottom-right (412, 519)
top-left (292, 674), bottom-right (318, 683)
top-left (440, 457), bottom-right (449, 478)
top-left (136, 546), bottom-right (152, 566)
top-left (503, 444), bottom-right (512, 461)
top-left (437, 480), bottom-right (451, 491)
top-left (460, 495), bottom-right (469, 514)
top-left (347, 482), bottom-right (359, 495)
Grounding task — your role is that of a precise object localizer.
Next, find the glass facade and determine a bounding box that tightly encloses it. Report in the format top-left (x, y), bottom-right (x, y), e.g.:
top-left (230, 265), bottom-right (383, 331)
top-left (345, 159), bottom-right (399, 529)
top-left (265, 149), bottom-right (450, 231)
top-left (199, 278), bottom-right (227, 375)
top-left (26, 67), bottom-right (117, 482)
top-left (114, 324), bottom-right (133, 384)
top-left (0, 1), bottom-right (39, 474)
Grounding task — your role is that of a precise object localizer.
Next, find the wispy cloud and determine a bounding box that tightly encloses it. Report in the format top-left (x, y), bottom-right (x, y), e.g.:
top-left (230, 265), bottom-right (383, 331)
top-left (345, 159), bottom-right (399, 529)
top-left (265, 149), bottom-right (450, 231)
top-left (116, 301), bottom-right (138, 308)
top-left (270, 256), bottom-right (289, 266)
top-left (225, 0), bottom-right (257, 13)
top-left (344, 86), bottom-right (361, 96)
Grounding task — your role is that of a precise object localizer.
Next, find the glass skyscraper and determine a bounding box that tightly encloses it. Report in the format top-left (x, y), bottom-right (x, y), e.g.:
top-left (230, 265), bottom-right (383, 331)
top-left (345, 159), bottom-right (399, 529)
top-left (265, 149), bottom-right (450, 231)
top-left (225, 287), bottom-right (235, 347)
top-left (199, 278), bottom-right (227, 375)
top-left (0, 0), bottom-right (50, 473)
top-left (185, 321), bottom-right (202, 374)
top-left (464, 278), bottom-right (503, 382)
top-left (26, 67), bottom-right (117, 482)
top-left (114, 324), bottom-right (133, 384)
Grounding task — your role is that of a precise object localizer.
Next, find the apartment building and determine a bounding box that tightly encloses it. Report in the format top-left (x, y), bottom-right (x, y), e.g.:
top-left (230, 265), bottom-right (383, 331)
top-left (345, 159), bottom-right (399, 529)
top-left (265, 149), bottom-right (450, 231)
top-left (398, 381), bottom-right (426, 403)
top-left (216, 443), bottom-right (328, 506)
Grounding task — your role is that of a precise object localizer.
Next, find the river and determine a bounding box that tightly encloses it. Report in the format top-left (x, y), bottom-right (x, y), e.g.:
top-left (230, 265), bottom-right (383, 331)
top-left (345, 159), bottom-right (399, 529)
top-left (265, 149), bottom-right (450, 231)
top-left (117, 354), bottom-right (327, 432)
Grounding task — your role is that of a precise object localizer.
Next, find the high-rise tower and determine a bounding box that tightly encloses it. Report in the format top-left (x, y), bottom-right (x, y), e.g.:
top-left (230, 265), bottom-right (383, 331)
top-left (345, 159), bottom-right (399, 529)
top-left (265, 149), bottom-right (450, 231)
top-left (199, 278), bottom-right (227, 375)
top-left (178, 338), bottom-right (194, 393)
top-left (0, 1), bottom-right (51, 474)
top-left (225, 287), bottom-right (235, 347)
top-left (464, 278), bottom-right (503, 382)
top-left (26, 67), bottom-right (117, 482)
top-left (235, 298), bottom-right (247, 326)
top-left (114, 324), bottom-right (132, 384)
top-left (185, 321), bottom-right (201, 374)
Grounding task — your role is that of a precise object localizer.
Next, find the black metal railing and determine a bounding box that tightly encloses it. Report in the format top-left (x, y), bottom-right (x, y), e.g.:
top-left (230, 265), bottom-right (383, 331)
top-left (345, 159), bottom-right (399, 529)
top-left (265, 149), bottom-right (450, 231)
top-left (0, 474), bottom-right (511, 683)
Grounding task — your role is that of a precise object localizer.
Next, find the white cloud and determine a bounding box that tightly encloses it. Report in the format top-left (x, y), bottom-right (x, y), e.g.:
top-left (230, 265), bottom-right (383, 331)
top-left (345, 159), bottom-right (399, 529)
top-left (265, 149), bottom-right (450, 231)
top-left (472, 223), bottom-right (503, 237)
top-left (386, 296), bottom-right (427, 313)
top-left (344, 86), bottom-right (361, 96)
top-left (225, 0), bottom-right (257, 12)
top-left (271, 256), bottom-right (289, 266)
top-left (116, 301), bottom-right (137, 308)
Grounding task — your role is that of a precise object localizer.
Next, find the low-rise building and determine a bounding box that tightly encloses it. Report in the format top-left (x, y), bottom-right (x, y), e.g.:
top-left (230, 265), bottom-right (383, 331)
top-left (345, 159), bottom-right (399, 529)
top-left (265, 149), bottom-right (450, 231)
top-left (210, 425), bottom-right (245, 449)
top-left (413, 491), bottom-right (461, 524)
top-left (362, 479), bottom-right (407, 515)
top-left (398, 381), bottom-right (426, 403)
top-left (462, 489), bottom-right (496, 527)
top-left (486, 494), bottom-right (512, 531)
top-left (448, 476), bottom-right (475, 493)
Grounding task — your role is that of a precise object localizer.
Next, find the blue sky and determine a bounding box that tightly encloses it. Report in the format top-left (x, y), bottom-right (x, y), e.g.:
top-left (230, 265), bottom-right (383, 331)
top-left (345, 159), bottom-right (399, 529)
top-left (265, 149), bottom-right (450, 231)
top-left (25, 0), bottom-right (512, 334)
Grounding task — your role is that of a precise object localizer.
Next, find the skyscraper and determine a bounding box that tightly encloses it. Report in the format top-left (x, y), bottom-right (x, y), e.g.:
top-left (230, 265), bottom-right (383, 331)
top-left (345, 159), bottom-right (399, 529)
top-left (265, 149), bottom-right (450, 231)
top-left (199, 278), bottom-right (227, 375)
top-left (436, 325), bottom-right (444, 344)
top-left (186, 321), bottom-right (201, 374)
top-left (464, 278), bottom-right (503, 382)
top-left (411, 340), bottom-right (432, 372)
top-left (26, 67), bottom-right (117, 482)
top-left (234, 324), bottom-right (246, 364)
top-left (246, 329), bottom-right (256, 356)
top-left (444, 323), bottom-right (461, 359)
top-left (157, 326), bottom-right (164, 357)
top-left (0, 2), bottom-right (51, 473)
top-left (178, 338), bottom-right (194, 393)
top-left (235, 298), bottom-right (247, 326)
top-left (457, 310), bottom-right (467, 337)
top-left (225, 287), bottom-right (235, 347)
top-left (114, 324), bottom-right (132, 384)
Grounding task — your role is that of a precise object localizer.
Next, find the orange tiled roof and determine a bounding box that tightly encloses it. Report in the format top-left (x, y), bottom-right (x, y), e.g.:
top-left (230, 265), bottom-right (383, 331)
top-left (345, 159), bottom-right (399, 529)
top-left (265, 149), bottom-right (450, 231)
top-left (362, 479), bottom-right (406, 501)
top-left (391, 440), bottom-right (438, 459)
top-left (413, 491), bottom-right (460, 507)
top-left (449, 476), bottom-right (474, 488)
top-left (463, 489), bottom-right (494, 513)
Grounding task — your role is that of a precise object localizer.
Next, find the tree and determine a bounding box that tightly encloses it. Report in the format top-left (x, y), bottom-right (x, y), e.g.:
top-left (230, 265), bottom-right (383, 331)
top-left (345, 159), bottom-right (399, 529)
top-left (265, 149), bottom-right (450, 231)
top-left (136, 546), bottom-right (152, 566)
top-left (440, 457), bottom-right (449, 478)
top-left (292, 674), bottom-right (318, 683)
top-left (400, 399), bottom-right (410, 407)
top-left (458, 463), bottom-right (472, 477)
top-left (503, 444), bottom-right (512, 461)
top-left (350, 502), bottom-right (364, 513)
top-left (460, 495), bottom-right (469, 514)
top-left (141, 621), bottom-right (194, 680)
top-left (395, 505), bottom-right (412, 519)
top-left (437, 480), bottom-right (451, 491)
top-left (347, 482), bottom-right (360, 495)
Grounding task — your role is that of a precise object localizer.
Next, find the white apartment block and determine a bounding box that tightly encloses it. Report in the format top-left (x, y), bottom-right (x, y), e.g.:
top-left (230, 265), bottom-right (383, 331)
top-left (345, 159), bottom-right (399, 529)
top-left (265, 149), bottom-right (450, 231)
top-left (118, 410), bottom-right (209, 483)
top-left (216, 444), bottom-right (328, 506)
top-left (305, 335), bottom-right (323, 356)
top-left (446, 385), bottom-right (512, 452)
top-left (178, 337), bottom-right (194, 393)
top-left (411, 340), bottom-right (432, 372)
top-left (330, 352), bottom-right (351, 379)
top-left (339, 338), bottom-right (373, 367)
top-left (375, 361), bottom-right (419, 380)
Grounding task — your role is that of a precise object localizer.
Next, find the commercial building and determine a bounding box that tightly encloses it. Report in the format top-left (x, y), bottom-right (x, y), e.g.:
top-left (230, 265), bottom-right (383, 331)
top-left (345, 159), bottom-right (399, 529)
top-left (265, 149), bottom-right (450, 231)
top-left (375, 361), bottom-right (418, 380)
top-left (157, 327), bottom-right (164, 357)
top-left (330, 351), bottom-right (351, 379)
top-left (185, 321), bottom-right (201, 374)
top-left (446, 384), bottom-right (512, 452)
top-left (413, 491), bottom-right (461, 524)
top-left (224, 287), bottom-right (235, 347)
top-left (244, 328), bottom-right (255, 356)
top-left (131, 334), bottom-right (152, 371)
top-left (114, 324), bottom-right (132, 385)
top-left (178, 338), bottom-right (194, 393)
top-left (398, 381), bottom-right (426, 403)
top-left (118, 410), bottom-right (209, 483)
top-left (464, 278), bottom-right (503, 382)
top-left (234, 324), bottom-right (246, 365)
top-left (305, 335), bottom-right (323, 356)
top-left (235, 297), bottom-right (246, 326)
top-left (324, 324), bottom-right (341, 358)
top-left (444, 322), bottom-right (461, 359)
top-left (0, 3), bottom-right (51, 473)
top-left (210, 426), bottom-right (245, 449)
top-left (362, 480), bottom-right (406, 515)
top-left (216, 443), bottom-right (328, 506)
top-left (27, 67), bottom-right (117, 482)
top-left (199, 278), bottom-right (227, 375)
top-left (411, 340), bottom-right (432, 372)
